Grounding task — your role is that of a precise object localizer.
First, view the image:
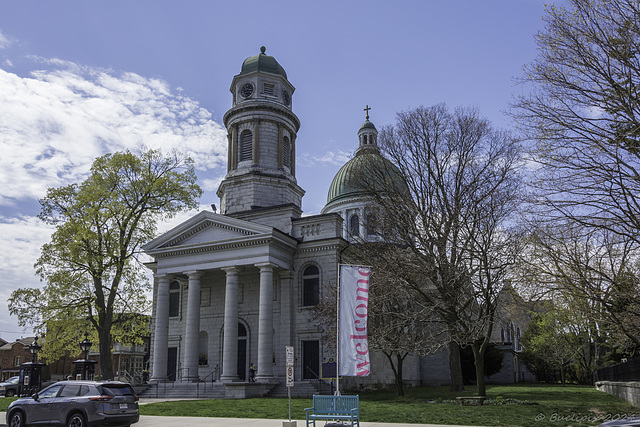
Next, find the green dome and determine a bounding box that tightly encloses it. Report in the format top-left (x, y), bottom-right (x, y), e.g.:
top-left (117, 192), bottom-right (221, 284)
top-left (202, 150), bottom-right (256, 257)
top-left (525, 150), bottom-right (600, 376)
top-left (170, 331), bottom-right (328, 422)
top-left (239, 46), bottom-right (287, 78)
top-left (359, 120), bottom-right (377, 131)
top-left (326, 149), bottom-right (407, 205)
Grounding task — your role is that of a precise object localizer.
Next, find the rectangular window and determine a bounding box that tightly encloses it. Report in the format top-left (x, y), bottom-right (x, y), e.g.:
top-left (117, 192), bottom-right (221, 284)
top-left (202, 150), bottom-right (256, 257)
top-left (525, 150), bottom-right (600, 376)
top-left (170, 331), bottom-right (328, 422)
top-left (169, 291), bottom-right (180, 317)
top-left (263, 83), bottom-right (275, 96)
top-left (14, 356), bottom-right (20, 366)
top-left (302, 277), bottom-right (319, 306)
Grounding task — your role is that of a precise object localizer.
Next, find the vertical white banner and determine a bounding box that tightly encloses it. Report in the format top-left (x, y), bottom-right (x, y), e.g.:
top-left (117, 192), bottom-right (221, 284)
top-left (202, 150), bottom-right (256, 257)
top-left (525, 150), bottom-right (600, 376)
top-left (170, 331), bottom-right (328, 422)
top-left (339, 264), bottom-right (371, 376)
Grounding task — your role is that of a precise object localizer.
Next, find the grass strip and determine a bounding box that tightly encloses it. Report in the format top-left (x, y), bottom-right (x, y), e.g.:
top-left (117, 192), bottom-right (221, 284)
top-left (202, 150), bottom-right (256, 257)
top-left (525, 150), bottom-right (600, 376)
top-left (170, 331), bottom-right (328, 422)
top-left (138, 384), bottom-right (639, 426)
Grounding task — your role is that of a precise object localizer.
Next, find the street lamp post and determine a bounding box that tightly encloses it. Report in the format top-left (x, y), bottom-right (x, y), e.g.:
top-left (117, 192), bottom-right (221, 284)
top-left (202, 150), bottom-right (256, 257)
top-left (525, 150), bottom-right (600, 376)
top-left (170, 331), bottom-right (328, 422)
top-left (80, 333), bottom-right (91, 380)
top-left (73, 333), bottom-right (97, 380)
top-left (29, 336), bottom-right (41, 363)
top-left (20, 336), bottom-right (44, 396)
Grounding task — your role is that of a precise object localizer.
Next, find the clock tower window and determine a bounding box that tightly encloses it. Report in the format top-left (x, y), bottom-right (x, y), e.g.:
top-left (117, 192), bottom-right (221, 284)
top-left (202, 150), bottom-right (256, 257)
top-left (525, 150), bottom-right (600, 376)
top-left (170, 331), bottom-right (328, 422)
top-left (239, 130), bottom-right (253, 162)
top-left (283, 136), bottom-right (291, 169)
top-left (263, 83), bottom-right (275, 96)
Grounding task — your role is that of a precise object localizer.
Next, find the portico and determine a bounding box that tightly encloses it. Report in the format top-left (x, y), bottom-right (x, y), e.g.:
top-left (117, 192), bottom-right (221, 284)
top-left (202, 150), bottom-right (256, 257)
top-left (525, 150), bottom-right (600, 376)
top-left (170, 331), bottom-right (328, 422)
top-left (144, 211), bottom-right (297, 383)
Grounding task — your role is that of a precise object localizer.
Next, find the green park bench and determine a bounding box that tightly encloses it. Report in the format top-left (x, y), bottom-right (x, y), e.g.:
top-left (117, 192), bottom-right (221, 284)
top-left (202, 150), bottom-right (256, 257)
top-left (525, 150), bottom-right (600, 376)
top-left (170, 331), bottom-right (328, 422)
top-left (305, 394), bottom-right (360, 427)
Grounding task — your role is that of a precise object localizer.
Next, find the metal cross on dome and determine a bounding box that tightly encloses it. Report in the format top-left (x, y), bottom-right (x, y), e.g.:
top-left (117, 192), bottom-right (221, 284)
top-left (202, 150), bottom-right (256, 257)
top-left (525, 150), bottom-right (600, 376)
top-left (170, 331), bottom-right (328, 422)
top-left (364, 105), bottom-right (371, 120)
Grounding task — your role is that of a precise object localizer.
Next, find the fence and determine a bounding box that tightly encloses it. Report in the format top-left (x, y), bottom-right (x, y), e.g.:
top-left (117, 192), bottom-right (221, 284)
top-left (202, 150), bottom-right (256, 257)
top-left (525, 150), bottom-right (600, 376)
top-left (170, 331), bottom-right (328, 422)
top-left (594, 357), bottom-right (640, 382)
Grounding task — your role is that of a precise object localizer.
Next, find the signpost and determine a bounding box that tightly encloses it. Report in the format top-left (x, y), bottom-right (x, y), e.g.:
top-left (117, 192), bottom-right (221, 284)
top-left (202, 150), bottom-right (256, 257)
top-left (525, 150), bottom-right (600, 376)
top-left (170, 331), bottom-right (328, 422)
top-left (284, 346), bottom-right (296, 427)
top-left (286, 346), bottom-right (294, 387)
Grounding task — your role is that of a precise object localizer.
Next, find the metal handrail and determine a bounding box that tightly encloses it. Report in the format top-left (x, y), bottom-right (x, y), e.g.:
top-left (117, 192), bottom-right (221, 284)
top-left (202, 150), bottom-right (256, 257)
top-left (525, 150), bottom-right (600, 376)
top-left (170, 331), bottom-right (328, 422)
top-left (305, 366), bottom-right (321, 381)
top-left (199, 370), bottom-right (217, 395)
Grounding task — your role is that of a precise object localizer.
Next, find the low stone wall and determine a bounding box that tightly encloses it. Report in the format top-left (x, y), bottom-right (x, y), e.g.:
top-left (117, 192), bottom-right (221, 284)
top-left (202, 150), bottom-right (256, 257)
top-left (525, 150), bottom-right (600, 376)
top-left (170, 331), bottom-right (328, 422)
top-left (596, 381), bottom-right (640, 407)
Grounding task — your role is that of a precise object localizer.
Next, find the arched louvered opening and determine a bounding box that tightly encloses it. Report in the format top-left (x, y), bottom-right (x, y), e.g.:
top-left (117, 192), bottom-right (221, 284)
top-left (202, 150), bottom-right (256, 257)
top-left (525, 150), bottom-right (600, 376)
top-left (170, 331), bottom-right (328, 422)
top-left (239, 130), bottom-right (252, 162)
top-left (283, 136), bottom-right (291, 169)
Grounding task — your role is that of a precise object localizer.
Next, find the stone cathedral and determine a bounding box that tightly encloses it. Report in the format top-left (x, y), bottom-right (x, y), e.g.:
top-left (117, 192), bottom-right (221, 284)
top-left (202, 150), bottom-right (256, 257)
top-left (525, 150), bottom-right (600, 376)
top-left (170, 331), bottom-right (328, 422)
top-left (143, 47), bottom-right (532, 395)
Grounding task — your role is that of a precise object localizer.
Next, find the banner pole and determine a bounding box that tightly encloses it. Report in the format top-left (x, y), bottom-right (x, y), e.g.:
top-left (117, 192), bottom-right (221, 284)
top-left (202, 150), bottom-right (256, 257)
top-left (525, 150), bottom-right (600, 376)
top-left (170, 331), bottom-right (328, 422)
top-left (336, 263), bottom-right (341, 395)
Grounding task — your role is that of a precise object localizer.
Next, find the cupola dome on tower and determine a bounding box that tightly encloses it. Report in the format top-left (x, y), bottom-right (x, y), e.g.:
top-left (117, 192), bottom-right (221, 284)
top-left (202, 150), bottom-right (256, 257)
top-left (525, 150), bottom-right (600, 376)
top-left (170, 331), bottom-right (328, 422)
top-left (359, 119), bottom-right (377, 131)
top-left (325, 110), bottom-right (408, 207)
top-left (239, 46), bottom-right (288, 78)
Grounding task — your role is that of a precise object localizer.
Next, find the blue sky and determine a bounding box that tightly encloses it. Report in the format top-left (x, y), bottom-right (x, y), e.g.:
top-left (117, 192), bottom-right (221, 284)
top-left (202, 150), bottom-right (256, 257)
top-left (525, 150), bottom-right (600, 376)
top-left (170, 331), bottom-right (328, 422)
top-left (0, 0), bottom-right (555, 342)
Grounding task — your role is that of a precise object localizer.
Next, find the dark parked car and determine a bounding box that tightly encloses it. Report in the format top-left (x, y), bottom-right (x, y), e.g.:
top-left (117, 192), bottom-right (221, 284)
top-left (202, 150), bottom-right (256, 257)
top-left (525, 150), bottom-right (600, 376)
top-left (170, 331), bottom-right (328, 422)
top-left (0, 376), bottom-right (20, 397)
top-left (6, 380), bottom-right (139, 427)
top-left (599, 417), bottom-right (640, 426)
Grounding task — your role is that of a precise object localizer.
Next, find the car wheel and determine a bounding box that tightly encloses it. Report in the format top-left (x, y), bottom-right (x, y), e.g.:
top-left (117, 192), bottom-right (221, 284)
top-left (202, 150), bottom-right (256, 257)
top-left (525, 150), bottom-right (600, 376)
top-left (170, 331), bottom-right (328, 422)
top-left (9, 411), bottom-right (24, 427)
top-left (6, 389), bottom-right (15, 397)
top-left (67, 413), bottom-right (86, 427)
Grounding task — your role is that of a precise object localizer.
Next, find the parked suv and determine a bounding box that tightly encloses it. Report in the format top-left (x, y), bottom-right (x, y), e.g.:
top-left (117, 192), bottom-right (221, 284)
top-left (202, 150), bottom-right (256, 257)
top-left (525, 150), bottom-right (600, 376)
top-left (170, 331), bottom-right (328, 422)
top-left (6, 380), bottom-right (139, 427)
top-left (0, 376), bottom-right (20, 397)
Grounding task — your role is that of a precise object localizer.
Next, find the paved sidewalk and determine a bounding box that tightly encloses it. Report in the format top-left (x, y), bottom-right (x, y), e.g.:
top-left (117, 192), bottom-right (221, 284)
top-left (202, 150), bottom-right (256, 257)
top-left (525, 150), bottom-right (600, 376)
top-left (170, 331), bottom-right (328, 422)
top-left (136, 416), bottom-right (476, 426)
top-left (1, 411), bottom-right (477, 427)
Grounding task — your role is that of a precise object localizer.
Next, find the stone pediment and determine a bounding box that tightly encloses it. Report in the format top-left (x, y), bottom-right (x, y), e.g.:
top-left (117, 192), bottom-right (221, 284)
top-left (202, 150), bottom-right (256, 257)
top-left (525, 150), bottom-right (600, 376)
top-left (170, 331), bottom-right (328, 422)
top-left (143, 210), bottom-right (274, 253)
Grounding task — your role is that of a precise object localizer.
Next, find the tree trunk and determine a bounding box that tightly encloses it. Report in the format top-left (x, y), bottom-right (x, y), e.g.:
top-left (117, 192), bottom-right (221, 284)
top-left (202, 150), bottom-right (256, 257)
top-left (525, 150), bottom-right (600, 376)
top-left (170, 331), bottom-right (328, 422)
top-left (395, 354), bottom-right (405, 397)
top-left (98, 325), bottom-right (114, 379)
top-left (448, 342), bottom-right (465, 392)
top-left (471, 343), bottom-right (486, 396)
top-left (383, 351), bottom-right (406, 397)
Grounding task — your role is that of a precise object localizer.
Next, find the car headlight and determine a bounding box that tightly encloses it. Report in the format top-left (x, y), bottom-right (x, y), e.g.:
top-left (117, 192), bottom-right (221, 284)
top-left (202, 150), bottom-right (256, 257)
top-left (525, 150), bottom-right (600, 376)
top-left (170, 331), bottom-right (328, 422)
top-left (0, 386), bottom-right (5, 391)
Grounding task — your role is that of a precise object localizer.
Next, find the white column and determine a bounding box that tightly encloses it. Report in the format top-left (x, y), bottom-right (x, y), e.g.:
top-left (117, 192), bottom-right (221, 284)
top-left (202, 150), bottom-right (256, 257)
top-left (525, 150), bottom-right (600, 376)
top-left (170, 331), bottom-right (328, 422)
top-left (221, 267), bottom-right (239, 382)
top-left (255, 262), bottom-right (275, 382)
top-left (183, 271), bottom-right (201, 382)
top-left (151, 274), bottom-right (170, 382)
top-left (278, 271), bottom-right (294, 379)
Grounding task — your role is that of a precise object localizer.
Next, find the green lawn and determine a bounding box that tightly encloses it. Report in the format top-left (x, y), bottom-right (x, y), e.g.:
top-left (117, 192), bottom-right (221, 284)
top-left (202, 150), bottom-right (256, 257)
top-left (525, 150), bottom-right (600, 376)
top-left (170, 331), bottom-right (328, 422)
top-left (1, 384), bottom-right (636, 426)
top-left (138, 384), bottom-right (639, 427)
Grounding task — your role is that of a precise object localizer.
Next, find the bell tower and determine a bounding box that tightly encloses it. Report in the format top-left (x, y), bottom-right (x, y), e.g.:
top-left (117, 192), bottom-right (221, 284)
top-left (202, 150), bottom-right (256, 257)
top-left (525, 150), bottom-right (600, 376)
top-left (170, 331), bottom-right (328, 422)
top-left (217, 46), bottom-right (304, 216)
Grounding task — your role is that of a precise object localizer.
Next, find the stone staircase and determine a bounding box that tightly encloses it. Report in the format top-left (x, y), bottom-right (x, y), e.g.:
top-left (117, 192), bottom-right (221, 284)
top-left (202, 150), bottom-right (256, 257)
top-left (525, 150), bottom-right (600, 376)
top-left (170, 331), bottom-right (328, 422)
top-left (137, 381), bottom-right (226, 399)
top-left (137, 379), bottom-right (332, 399)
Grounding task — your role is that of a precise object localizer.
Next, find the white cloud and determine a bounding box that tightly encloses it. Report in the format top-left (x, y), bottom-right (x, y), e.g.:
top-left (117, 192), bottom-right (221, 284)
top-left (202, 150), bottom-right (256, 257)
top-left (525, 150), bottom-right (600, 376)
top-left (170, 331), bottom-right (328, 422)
top-left (0, 54), bottom-right (229, 340)
top-left (0, 31), bottom-right (11, 49)
top-left (0, 215), bottom-right (54, 340)
top-left (0, 60), bottom-right (228, 207)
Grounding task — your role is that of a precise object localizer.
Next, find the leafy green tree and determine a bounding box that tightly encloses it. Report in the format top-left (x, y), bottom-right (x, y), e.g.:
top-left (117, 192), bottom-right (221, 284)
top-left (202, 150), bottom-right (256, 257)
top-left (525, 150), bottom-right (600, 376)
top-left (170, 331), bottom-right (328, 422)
top-left (9, 149), bottom-right (201, 379)
top-left (521, 310), bottom-right (577, 385)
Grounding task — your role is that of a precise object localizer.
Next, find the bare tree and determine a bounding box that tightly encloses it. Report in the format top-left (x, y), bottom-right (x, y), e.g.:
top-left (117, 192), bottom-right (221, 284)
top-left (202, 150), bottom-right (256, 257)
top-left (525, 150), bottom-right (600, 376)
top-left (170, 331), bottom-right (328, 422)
top-left (517, 222), bottom-right (640, 356)
top-left (311, 243), bottom-right (445, 396)
top-left (513, 0), bottom-right (640, 246)
top-left (356, 104), bottom-right (523, 393)
top-left (351, 244), bottom-right (446, 396)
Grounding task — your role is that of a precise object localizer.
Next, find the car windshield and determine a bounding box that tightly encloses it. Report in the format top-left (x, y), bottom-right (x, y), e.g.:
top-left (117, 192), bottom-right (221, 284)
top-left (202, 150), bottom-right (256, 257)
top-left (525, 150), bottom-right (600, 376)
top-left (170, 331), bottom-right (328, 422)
top-left (6, 377), bottom-right (19, 384)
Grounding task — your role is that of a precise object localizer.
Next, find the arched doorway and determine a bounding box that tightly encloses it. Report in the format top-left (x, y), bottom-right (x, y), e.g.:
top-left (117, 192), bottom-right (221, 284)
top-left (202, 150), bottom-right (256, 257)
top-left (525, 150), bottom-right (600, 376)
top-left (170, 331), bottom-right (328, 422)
top-left (238, 323), bottom-right (247, 381)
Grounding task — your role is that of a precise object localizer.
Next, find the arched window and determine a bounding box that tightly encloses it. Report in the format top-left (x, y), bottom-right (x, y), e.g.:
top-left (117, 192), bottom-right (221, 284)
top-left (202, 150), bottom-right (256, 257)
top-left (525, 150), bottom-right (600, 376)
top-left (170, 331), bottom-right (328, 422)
top-left (365, 210), bottom-right (380, 238)
top-left (282, 136), bottom-right (291, 169)
top-left (239, 130), bottom-right (253, 162)
top-left (302, 265), bottom-right (320, 306)
top-left (349, 214), bottom-right (360, 238)
top-left (169, 281), bottom-right (180, 317)
top-left (198, 331), bottom-right (208, 366)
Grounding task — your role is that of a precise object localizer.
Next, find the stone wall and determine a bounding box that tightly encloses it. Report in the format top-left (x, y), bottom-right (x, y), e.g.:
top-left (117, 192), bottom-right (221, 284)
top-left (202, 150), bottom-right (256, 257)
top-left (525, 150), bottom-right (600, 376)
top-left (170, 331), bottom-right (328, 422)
top-left (596, 381), bottom-right (640, 407)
